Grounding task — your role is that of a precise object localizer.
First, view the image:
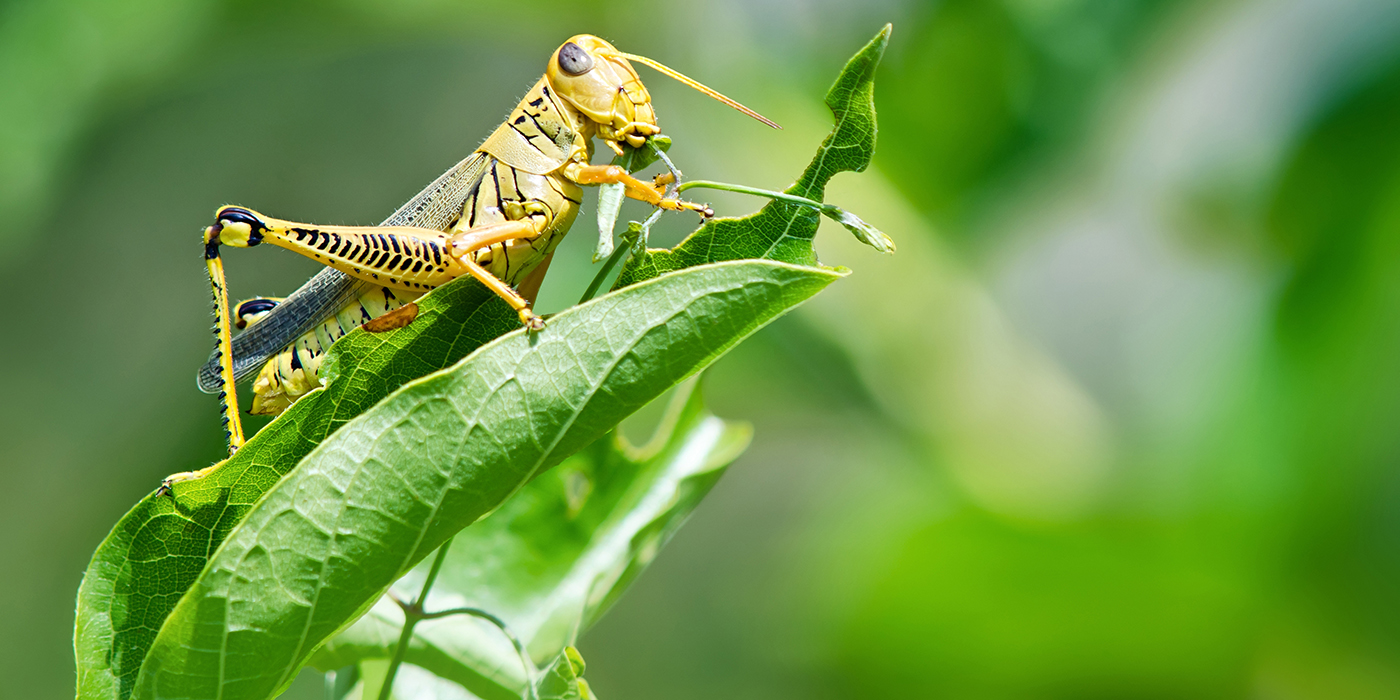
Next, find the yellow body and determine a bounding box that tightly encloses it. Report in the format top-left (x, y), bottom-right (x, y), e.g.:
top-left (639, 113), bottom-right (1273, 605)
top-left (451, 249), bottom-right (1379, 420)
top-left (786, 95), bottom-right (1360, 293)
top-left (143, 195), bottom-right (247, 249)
top-left (184, 34), bottom-right (775, 473)
top-left (239, 286), bottom-right (415, 414)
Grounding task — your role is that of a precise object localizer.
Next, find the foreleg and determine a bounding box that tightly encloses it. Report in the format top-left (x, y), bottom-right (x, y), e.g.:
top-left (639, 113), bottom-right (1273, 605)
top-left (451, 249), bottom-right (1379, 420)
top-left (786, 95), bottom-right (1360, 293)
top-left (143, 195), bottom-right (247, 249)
top-left (565, 164), bottom-right (714, 217)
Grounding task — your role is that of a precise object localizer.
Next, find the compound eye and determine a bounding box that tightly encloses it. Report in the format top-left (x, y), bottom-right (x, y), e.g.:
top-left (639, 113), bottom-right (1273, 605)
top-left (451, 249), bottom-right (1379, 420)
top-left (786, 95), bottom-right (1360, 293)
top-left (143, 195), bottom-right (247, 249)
top-left (557, 42), bottom-right (594, 76)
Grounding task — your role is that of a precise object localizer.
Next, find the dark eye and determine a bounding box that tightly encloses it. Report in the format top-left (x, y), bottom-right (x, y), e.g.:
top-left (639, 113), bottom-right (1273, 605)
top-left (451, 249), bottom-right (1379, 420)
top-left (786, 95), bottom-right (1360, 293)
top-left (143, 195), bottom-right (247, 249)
top-left (557, 42), bottom-right (594, 76)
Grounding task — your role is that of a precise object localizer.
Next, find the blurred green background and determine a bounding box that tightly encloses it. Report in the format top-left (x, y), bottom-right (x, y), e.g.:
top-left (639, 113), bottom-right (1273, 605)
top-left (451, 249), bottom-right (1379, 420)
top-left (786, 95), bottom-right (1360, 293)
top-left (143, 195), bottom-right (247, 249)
top-left (5, 0), bottom-right (1400, 697)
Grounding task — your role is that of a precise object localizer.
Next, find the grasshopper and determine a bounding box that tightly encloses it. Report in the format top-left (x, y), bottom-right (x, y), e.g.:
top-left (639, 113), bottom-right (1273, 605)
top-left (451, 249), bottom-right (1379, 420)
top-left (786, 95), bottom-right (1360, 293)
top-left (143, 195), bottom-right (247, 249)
top-left (189, 35), bottom-right (778, 476)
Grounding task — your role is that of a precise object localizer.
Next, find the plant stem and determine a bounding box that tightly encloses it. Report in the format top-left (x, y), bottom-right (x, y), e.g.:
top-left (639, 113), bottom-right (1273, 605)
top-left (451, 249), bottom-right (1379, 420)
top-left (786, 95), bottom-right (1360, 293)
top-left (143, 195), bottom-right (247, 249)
top-left (377, 537), bottom-right (454, 700)
top-left (676, 179), bottom-right (831, 213)
top-left (580, 177), bottom-right (812, 304)
top-left (676, 178), bottom-right (895, 254)
top-left (574, 210), bottom-right (655, 303)
top-left (419, 606), bottom-right (538, 700)
top-left (651, 140), bottom-right (683, 185)
top-left (579, 242), bottom-right (629, 304)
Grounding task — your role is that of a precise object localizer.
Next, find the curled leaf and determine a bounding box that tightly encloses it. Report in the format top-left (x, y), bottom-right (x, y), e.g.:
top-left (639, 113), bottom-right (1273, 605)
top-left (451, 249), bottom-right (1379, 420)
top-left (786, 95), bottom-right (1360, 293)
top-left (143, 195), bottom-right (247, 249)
top-left (594, 182), bottom-right (625, 262)
top-left (824, 205), bottom-right (895, 253)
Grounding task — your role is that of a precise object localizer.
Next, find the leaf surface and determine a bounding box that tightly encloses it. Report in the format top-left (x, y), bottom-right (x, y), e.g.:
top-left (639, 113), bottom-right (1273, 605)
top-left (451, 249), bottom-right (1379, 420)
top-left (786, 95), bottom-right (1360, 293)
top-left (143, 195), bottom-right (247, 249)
top-left (74, 281), bottom-right (520, 700)
top-left (132, 260), bottom-right (838, 700)
top-left (309, 377), bottom-right (747, 699)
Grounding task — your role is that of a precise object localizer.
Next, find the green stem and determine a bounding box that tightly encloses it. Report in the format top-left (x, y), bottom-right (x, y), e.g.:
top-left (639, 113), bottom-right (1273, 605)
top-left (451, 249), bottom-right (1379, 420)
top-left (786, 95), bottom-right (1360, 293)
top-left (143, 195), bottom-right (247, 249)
top-left (578, 213), bottom-right (655, 304)
top-left (676, 179), bottom-right (832, 213)
top-left (650, 140), bottom-right (683, 185)
top-left (377, 537), bottom-right (454, 700)
top-left (578, 234), bottom-right (632, 304)
top-left (581, 178), bottom-right (819, 304)
top-left (419, 606), bottom-right (538, 700)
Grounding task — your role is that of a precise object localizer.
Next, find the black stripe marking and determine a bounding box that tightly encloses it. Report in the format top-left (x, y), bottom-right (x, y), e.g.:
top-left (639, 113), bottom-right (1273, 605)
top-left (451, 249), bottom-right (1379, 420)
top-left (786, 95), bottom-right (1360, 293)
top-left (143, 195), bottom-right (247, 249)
top-left (490, 166), bottom-right (504, 212)
top-left (546, 177), bottom-right (582, 205)
top-left (525, 111), bottom-right (554, 138)
top-left (509, 120), bottom-right (546, 144)
top-left (509, 166), bottom-right (523, 202)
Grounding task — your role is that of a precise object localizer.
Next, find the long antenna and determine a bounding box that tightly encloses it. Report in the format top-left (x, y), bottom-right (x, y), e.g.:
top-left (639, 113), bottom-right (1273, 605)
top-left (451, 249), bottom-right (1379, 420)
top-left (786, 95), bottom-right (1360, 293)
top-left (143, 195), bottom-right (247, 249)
top-left (606, 51), bottom-right (781, 130)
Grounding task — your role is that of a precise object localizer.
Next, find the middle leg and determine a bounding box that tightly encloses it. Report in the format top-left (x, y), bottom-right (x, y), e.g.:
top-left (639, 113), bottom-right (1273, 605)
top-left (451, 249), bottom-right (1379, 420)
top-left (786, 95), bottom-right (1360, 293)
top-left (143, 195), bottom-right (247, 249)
top-left (447, 218), bottom-right (549, 329)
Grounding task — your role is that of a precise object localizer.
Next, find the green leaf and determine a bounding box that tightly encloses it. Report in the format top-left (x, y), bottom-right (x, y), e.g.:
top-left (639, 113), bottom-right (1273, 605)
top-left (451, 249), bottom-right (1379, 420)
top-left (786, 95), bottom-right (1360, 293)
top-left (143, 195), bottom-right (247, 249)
top-left (826, 205), bottom-right (896, 254)
top-left (337, 648), bottom-right (597, 700)
top-left (308, 376), bottom-right (748, 699)
top-left (596, 135), bottom-right (673, 262)
top-left (74, 282), bottom-right (521, 700)
top-left (594, 182), bottom-right (624, 262)
top-left (621, 133), bottom-right (672, 173)
top-left (614, 23), bottom-right (889, 284)
top-left (536, 647), bottom-right (597, 700)
top-left (131, 259), bottom-right (838, 700)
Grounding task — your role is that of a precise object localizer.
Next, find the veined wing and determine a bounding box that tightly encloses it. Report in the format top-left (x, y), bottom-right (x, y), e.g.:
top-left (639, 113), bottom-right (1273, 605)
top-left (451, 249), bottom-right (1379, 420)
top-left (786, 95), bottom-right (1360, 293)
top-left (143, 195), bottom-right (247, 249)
top-left (197, 267), bottom-right (366, 392)
top-left (197, 150), bottom-right (493, 393)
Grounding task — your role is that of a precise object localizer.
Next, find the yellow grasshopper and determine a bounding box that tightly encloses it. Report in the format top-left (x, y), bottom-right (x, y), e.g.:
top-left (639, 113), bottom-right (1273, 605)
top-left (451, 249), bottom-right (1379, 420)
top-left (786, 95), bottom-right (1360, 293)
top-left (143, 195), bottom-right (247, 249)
top-left (192, 35), bottom-right (778, 469)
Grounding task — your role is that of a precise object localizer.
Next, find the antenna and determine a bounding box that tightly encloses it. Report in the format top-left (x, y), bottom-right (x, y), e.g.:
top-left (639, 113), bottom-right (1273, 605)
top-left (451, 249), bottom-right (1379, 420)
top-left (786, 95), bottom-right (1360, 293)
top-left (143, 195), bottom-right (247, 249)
top-left (605, 51), bottom-right (781, 130)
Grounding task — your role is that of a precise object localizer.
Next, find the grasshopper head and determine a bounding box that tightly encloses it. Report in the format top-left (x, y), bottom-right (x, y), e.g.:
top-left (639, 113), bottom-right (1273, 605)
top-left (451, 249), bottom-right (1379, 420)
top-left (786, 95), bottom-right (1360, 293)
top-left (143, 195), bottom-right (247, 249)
top-left (546, 36), bottom-right (657, 149)
top-left (545, 35), bottom-right (778, 152)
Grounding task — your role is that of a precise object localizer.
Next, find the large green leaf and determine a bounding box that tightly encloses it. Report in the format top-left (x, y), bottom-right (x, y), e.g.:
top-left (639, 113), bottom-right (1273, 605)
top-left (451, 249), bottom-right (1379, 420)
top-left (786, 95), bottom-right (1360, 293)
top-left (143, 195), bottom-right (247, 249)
top-left (309, 377), bottom-right (748, 699)
top-left (74, 281), bottom-right (521, 700)
top-left (131, 259), bottom-right (837, 700)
